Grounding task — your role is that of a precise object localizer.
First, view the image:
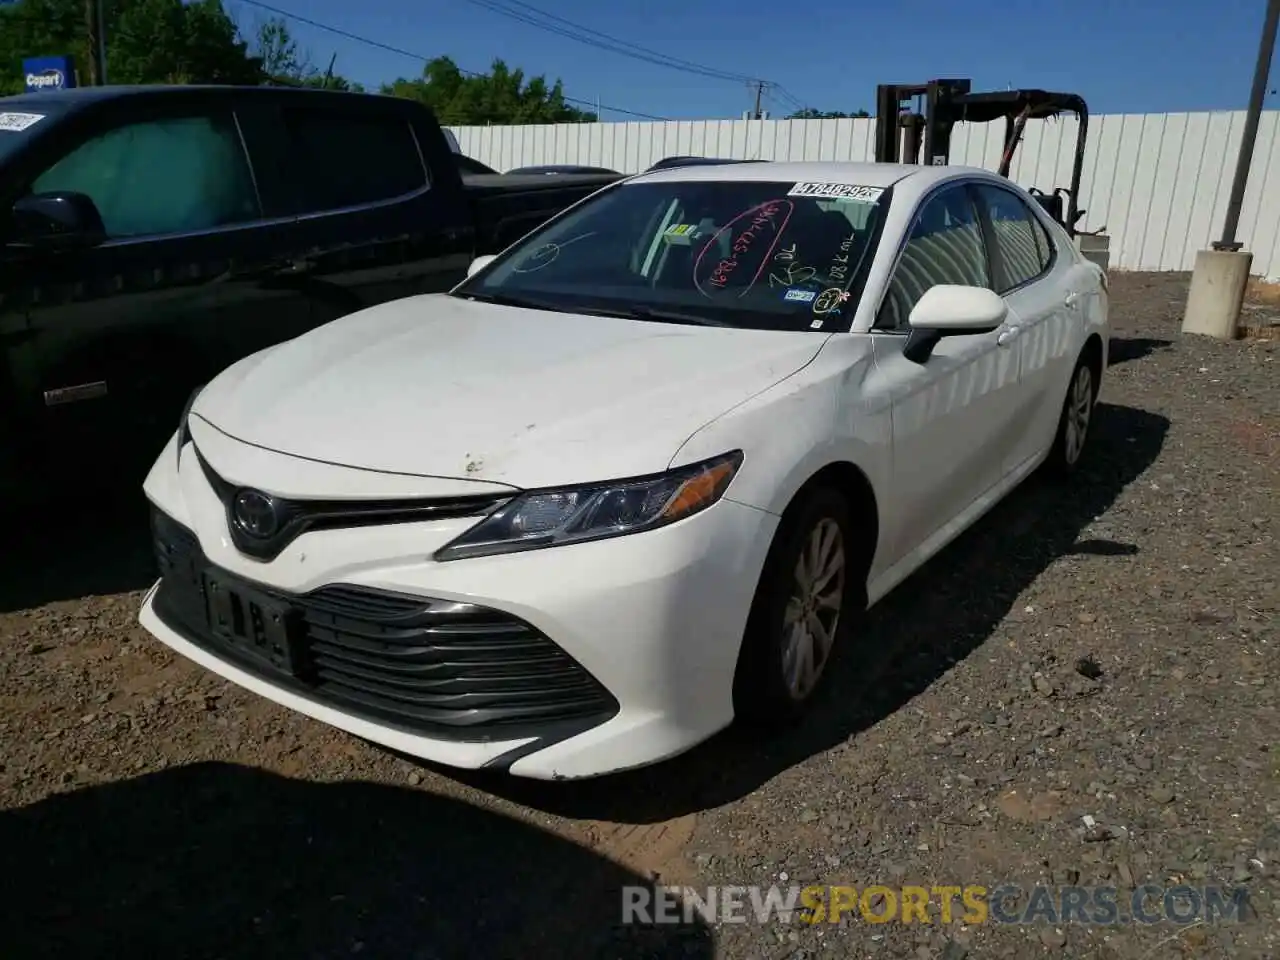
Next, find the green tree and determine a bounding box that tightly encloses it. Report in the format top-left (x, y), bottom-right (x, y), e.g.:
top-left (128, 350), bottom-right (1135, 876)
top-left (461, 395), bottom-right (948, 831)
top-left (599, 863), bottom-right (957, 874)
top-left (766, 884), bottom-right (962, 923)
top-left (254, 16), bottom-right (307, 82)
top-left (249, 17), bottom-right (361, 91)
top-left (382, 56), bottom-right (595, 125)
top-left (787, 108), bottom-right (871, 119)
top-left (0, 0), bottom-right (95, 95)
top-left (0, 0), bottom-right (265, 93)
top-left (109, 0), bottom-right (262, 85)
top-left (299, 64), bottom-right (362, 92)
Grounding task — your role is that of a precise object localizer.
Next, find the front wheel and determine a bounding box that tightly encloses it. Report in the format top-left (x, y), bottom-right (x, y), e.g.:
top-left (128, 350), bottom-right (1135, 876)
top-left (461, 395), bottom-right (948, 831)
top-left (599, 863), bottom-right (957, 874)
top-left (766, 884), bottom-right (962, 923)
top-left (1045, 353), bottom-right (1097, 475)
top-left (733, 486), bottom-right (861, 726)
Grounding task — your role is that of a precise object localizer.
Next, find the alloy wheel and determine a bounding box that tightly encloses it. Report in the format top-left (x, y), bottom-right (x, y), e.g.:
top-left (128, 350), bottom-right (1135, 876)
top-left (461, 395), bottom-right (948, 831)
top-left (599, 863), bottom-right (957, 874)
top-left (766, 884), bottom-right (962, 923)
top-left (1063, 364), bottom-right (1093, 465)
top-left (781, 517), bottom-right (845, 701)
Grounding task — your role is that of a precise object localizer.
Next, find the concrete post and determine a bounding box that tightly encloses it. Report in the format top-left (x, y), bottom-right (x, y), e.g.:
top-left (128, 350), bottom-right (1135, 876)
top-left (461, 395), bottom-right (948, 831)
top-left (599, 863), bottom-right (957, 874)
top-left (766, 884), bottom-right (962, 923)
top-left (1181, 249), bottom-right (1253, 339)
top-left (1183, 0), bottom-right (1277, 340)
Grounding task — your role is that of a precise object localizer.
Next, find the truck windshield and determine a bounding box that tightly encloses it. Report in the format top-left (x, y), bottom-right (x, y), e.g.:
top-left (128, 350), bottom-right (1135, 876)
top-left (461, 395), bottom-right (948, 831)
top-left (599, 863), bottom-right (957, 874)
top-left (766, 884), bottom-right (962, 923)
top-left (453, 179), bottom-right (889, 332)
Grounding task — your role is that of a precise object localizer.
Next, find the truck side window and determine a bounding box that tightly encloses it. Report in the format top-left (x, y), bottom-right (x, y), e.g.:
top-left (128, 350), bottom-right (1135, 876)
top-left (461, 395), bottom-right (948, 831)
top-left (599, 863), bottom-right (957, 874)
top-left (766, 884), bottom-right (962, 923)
top-left (273, 108), bottom-right (427, 215)
top-left (29, 114), bottom-right (260, 239)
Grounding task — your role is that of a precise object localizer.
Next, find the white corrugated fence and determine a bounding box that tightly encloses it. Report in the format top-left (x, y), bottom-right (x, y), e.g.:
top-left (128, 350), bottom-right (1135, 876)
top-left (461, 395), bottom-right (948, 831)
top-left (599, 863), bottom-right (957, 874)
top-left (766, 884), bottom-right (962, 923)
top-left (450, 111), bottom-right (1280, 279)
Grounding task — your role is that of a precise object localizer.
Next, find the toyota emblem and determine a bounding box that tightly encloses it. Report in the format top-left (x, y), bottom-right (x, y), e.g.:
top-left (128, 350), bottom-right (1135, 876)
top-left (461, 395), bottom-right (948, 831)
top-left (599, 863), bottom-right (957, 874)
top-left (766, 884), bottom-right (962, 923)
top-left (232, 489), bottom-right (279, 539)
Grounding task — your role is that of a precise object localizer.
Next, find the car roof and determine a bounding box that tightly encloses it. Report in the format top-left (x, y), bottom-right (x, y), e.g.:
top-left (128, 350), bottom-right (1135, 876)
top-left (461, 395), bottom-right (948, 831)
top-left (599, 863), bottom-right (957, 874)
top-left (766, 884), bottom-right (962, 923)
top-left (627, 160), bottom-right (985, 190)
top-left (509, 164), bottom-right (616, 172)
top-left (0, 84), bottom-right (391, 116)
top-left (648, 156), bottom-right (765, 169)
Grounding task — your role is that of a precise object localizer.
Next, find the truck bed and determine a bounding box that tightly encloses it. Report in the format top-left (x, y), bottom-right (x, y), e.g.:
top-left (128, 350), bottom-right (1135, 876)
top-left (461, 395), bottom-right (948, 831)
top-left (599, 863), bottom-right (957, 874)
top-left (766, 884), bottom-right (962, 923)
top-left (464, 172), bottom-right (623, 252)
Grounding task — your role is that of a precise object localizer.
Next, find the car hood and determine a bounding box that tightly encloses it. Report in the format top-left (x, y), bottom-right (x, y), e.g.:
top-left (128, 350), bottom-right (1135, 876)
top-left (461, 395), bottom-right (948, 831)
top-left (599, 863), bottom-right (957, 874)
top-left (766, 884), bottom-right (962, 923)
top-left (192, 294), bottom-right (825, 489)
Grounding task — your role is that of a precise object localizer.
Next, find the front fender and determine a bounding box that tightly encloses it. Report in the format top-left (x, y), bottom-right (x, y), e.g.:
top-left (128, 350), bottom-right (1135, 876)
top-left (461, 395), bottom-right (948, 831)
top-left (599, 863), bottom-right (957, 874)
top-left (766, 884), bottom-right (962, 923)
top-left (671, 339), bottom-right (893, 578)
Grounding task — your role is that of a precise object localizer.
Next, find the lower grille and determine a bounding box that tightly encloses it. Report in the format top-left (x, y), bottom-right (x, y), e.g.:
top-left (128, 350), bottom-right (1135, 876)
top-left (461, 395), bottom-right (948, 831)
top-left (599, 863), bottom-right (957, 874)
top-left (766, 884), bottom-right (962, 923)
top-left (149, 509), bottom-right (618, 741)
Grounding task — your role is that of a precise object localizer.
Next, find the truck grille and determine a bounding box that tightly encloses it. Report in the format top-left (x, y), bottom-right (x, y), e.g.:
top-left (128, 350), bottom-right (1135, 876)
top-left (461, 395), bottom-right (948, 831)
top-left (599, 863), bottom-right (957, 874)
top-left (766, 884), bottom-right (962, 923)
top-left (149, 509), bottom-right (618, 740)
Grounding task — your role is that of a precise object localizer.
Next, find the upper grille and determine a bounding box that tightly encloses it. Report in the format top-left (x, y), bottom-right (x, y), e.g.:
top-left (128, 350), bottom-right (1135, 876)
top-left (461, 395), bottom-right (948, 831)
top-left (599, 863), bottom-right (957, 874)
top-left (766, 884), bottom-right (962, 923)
top-left (192, 445), bottom-right (512, 561)
top-left (149, 509), bottom-right (618, 741)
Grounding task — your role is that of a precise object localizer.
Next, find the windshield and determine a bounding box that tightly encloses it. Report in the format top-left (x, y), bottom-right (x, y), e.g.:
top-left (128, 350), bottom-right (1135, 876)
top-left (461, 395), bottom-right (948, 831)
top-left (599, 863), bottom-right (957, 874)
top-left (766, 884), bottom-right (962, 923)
top-left (454, 178), bottom-right (890, 331)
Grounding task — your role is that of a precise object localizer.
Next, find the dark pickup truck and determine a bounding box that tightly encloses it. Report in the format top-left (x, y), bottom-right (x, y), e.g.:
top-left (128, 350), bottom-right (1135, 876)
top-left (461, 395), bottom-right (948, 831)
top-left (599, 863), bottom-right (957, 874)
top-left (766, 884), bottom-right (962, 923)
top-left (0, 84), bottom-right (620, 500)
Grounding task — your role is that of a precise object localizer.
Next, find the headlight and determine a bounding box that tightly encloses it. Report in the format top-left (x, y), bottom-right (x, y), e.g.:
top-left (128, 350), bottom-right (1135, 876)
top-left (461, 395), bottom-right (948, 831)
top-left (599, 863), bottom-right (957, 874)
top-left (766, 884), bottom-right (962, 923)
top-left (434, 450), bottom-right (743, 561)
top-left (176, 384), bottom-right (204, 468)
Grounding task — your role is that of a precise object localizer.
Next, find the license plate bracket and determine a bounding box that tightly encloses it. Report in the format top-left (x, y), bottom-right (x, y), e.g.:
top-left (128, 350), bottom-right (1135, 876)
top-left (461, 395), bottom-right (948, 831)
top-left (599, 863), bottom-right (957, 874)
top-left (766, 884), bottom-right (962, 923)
top-left (202, 571), bottom-right (303, 678)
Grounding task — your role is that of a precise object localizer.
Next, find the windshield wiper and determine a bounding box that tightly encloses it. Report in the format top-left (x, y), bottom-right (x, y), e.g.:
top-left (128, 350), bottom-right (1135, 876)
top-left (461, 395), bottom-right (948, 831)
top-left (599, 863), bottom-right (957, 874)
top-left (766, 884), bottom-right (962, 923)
top-left (575, 305), bottom-right (731, 327)
top-left (455, 291), bottom-right (566, 312)
top-left (457, 292), bottom-right (729, 327)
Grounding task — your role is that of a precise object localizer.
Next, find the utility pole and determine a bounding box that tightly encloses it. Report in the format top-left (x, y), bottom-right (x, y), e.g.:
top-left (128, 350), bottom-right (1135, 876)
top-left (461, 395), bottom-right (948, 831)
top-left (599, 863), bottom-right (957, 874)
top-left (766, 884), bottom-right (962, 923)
top-left (1182, 0), bottom-right (1280, 339)
top-left (749, 80), bottom-right (768, 120)
top-left (84, 0), bottom-right (106, 85)
top-left (85, 0), bottom-right (101, 85)
top-left (1214, 0), bottom-right (1279, 251)
top-left (97, 0), bottom-right (107, 83)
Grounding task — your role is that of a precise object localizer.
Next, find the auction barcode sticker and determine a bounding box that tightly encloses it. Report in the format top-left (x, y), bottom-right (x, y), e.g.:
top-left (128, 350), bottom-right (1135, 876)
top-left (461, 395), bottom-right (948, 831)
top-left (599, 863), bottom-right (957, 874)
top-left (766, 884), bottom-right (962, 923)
top-left (0, 112), bottom-right (46, 133)
top-left (786, 182), bottom-right (884, 201)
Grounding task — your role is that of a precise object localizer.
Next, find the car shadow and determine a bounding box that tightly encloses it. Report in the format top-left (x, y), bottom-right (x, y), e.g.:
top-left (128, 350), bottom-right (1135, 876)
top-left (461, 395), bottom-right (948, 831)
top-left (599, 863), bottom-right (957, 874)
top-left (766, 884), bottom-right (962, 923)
top-left (1108, 336), bottom-right (1172, 365)
top-left (439, 401), bottom-right (1170, 821)
top-left (0, 762), bottom-right (713, 959)
top-left (0, 488), bottom-right (157, 614)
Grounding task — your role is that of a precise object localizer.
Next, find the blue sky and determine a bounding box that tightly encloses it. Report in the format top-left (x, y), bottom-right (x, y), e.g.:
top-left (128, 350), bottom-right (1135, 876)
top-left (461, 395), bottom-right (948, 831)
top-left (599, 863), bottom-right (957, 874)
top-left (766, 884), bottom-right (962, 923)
top-left (228, 0), bottom-right (1280, 121)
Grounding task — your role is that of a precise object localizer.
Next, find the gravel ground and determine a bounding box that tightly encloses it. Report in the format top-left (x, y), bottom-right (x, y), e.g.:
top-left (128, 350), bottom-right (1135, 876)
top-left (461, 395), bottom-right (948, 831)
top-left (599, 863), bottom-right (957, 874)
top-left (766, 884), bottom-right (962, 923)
top-left (1, 272), bottom-right (1276, 959)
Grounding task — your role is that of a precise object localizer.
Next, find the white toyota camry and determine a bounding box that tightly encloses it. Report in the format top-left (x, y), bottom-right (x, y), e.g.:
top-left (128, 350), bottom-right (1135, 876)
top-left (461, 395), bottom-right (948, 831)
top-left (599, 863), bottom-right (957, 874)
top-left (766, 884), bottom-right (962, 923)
top-left (139, 161), bottom-right (1108, 780)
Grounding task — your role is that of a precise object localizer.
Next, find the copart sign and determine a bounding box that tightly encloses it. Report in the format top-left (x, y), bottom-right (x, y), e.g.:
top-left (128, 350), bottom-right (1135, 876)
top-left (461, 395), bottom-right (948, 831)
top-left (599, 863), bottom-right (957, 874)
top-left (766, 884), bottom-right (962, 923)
top-left (22, 55), bottom-right (78, 93)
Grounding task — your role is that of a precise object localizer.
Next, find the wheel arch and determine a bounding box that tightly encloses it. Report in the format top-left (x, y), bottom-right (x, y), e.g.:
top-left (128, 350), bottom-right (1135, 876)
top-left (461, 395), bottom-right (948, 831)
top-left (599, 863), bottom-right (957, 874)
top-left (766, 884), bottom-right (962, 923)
top-left (778, 460), bottom-right (880, 587)
top-left (730, 458), bottom-right (881, 721)
top-left (1081, 332), bottom-right (1104, 398)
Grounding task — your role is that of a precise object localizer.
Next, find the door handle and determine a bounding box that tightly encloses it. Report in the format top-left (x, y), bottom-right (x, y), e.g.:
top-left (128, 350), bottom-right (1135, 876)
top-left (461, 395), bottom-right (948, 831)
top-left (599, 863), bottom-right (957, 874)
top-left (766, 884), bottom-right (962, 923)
top-left (273, 257), bottom-right (315, 276)
top-left (1063, 291), bottom-right (1080, 309)
top-left (229, 257), bottom-right (315, 281)
top-left (996, 326), bottom-right (1020, 347)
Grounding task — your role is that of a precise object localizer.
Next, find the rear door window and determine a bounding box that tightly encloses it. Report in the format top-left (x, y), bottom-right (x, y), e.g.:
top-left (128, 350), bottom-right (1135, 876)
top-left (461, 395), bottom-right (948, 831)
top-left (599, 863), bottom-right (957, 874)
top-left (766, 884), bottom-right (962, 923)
top-left (269, 107), bottom-right (427, 216)
top-left (974, 184), bottom-right (1053, 292)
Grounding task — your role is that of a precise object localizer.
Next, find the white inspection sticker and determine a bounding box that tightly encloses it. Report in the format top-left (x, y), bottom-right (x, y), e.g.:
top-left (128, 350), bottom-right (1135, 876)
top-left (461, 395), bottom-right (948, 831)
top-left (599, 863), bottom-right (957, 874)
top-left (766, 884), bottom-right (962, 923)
top-left (786, 182), bottom-right (884, 201)
top-left (0, 112), bottom-right (46, 132)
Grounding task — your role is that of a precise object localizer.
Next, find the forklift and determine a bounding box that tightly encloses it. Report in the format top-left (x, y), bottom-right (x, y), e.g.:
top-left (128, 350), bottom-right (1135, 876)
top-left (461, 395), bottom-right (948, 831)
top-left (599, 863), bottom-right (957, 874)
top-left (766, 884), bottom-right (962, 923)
top-left (873, 79), bottom-right (1097, 240)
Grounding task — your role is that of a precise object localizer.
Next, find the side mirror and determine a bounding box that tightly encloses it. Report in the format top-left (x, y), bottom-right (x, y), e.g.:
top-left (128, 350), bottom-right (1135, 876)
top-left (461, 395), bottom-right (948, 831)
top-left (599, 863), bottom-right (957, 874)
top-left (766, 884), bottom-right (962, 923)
top-left (466, 253), bottom-right (497, 278)
top-left (9, 191), bottom-right (106, 249)
top-left (903, 285), bottom-right (1008, 364)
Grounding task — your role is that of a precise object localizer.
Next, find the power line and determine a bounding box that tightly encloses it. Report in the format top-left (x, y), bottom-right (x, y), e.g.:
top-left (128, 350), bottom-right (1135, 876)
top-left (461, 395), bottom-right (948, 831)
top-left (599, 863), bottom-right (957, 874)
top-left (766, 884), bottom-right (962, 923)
top-left (233, 0), bottom-right (668, 119)
top-left (771, 84), bottom-right (809, 112)
top-left (455, 0), bottom-right (822, 119)
top-left (461, 0), bottom-right (759, 85)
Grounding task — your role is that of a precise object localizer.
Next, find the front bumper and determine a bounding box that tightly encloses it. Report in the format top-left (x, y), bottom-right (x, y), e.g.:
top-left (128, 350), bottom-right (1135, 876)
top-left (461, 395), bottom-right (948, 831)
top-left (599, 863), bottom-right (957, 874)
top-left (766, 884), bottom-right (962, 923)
top-left (138, 430), bottom-right (778, 779)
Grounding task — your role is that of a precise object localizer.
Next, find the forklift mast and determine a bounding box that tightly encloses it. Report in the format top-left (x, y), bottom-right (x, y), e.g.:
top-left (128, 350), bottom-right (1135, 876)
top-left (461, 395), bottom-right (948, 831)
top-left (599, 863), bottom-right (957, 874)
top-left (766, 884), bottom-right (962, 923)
top-left (873, 79), bottom-right (1091, 237)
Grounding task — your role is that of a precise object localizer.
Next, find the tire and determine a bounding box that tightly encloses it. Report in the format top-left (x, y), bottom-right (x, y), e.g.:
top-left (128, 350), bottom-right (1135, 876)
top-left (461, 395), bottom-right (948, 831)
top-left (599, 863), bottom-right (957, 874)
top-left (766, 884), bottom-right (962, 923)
top-left (733, 486), bottom-right (862, 727)
top-left (1044, 351), bottom-right (1098, 476)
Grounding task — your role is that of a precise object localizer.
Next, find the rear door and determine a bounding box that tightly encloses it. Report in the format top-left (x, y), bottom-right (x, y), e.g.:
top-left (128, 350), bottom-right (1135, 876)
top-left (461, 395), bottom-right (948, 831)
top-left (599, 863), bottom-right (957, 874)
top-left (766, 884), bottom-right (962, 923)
top-left (970, 182), bottom-right (1077, 472)
top-left (0, 96), bottom-right (311, 486)
top-left (235, 96), bottom-right (475, 325)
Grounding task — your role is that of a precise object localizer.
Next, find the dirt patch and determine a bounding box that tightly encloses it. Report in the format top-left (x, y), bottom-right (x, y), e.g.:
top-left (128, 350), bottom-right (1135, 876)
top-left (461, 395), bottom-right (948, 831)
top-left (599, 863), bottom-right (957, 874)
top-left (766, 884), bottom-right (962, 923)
top-left (1246, 276), bottom-right (1280, 308)
top-left (1244, 277), bottom-right (1280, 340)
